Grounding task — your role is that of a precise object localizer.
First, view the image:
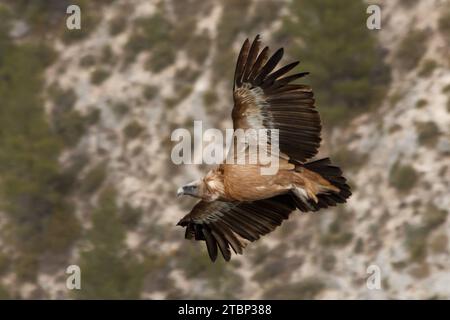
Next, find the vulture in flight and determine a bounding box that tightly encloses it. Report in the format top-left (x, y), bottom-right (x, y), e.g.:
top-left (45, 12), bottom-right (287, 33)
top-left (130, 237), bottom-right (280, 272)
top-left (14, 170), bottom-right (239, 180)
top-left (176, 35), bottom-right (351, 261)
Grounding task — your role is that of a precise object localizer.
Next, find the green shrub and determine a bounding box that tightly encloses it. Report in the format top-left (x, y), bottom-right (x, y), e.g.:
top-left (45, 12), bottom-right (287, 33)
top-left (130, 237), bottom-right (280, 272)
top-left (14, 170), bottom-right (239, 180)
top-left (422, 203), bottom-right (448, 230)
top-left (79, 54), bottom-right (96, 68)
top-left (80, 162), bottom-right (107, 195)
top-left (405, 203), bottom-right (448, 262)
top-left (415, 99), bottom-right (428, 108)
top-left (101, 45), bottom-right (114, 64)
top-left (145, 42), bottom-right (176, 73)
top-left (123, 121), bottom-right (144, 139)
top-left (395, 29), bottom-right (428, 70)
top-left (109, 14), bottom-right (127, 36)
top-left (263, 278), bottom-right (325, 299)
top-left (0, 285), bottom-right (10, 299)
top-left (85, 108), bottom-right (101, 126)
top-left (52, 109), bottom-right (86, 146)
top-left (90, 68), bottom-right (111, 85)
top-left (321, 219), bottom-right (353, 247)
top-left (418, 60), bottom-right (437, 77)
top-left (430, 233), bottom-right (448, 254)
top-left (42, 210), bottom-right (81, 253)
top-left (56, 153), bottom-right (89, 194)
top-left (416, 121), bottom-right (440, 147)
top-left (124, 13), bottom-right (172, 65)
top-left (143, 85), bottom-right (158, 100)
top-left (389, 162), bottom-right (418, 192)
top-left (332, 147), bottom-right (367, 171)
top-left (398, 0), bottom-right (419, 8)
top-left (185, 33), bottom-right (211, 65)
top-left (164, 85), bottom-right (193, 109)
top-left (120, 203), bottom-right (143, 229)
top-left (443, 84), bottom-right (450, 93)
top-left (48, 85), bottom-right (77, 110)
top-left (111, 101), bottom-right (129, 116)
top-left (438, 5), bottom-right (450, 39)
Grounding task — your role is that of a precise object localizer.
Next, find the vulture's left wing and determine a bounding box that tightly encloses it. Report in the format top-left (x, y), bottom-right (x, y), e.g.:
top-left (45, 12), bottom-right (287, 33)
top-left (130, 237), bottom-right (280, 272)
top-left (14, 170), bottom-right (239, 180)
top-left (177, 195), bottom-right (296, 261)
top-left (232, 35), bottom-right (322, 163)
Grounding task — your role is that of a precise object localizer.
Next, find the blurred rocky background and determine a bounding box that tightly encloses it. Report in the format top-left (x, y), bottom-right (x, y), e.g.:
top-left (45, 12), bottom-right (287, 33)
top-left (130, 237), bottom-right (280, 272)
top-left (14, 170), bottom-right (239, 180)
top-left (0, 0), bottom-right (449, 299)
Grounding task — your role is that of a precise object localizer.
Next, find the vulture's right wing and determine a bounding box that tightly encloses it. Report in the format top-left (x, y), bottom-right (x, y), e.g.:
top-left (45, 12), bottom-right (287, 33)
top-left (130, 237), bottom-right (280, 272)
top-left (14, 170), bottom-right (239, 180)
top-left (176, 195), bottom-right (297, 261)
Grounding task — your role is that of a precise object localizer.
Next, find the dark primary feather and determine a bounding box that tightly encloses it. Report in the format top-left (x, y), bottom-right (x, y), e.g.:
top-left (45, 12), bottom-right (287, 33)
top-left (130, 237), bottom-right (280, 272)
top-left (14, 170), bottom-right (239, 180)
top-left (232, 36), bottom-right (322, 163)
top-left (242, 35), bottom-right (260, 82)
top-left (234, 38), bottom-right (250, 89)
top-left (177, 195), bottom-right (296, 261)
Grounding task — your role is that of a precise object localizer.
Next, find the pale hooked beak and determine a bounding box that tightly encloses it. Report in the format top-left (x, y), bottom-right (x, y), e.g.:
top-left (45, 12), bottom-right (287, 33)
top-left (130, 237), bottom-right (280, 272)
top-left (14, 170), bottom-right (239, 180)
top-left (176, 184), bottom-right (198, 197)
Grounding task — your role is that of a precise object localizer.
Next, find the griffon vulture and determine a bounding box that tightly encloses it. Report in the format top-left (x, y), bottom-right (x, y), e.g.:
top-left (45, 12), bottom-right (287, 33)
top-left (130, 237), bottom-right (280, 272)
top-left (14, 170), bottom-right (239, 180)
top-left (176, 35), bottom-right (351, 261)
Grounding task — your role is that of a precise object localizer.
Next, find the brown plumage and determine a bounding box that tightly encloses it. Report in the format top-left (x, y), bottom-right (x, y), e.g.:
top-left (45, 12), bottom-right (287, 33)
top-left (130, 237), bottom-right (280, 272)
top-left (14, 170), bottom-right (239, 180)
top-left (176, 35), bottom-right (351, 261)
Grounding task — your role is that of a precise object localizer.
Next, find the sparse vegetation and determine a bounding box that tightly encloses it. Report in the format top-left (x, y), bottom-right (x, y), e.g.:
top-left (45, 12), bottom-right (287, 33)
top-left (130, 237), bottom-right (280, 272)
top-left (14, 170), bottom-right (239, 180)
top-left (438, 5), bottom-right (450, 40)
top-left (416, 121), bottom-right (440, 148)
top-left (109, 14), bottom-right (127, 36)
top-left (185, 33), bottom-right (212, 65)
top-left (389, 162), bottom-right (418, 192)
top-left (143, 85), bottom-right (158, 100)
top-left (79, 54), bottom-right (96, 68)
top-left (90, 68), bottom-right (111, 85)
top-left (203, 89), bottom-right (218, 113)
top-left (76, 187), bottom-right (144, 299)
top-left (124, 12), bottom-right (174, 71)
top-left (123, 121), bottom-right (144, 139)
top-left (395, 29), bottom-right (428, 71)
top-left (0, 28), bottom-right (79, 282)
top-left (101, 45), bottom-right (114, 64)
top-left (405, 203), bottom-right (448, 262)
top-left (332, 147), bottom-right (368, 171)
top-left (398, 0), bottom-right (419, 8)
top-left (281, 0), bottom-right (390, 126)
top-left (263, 278), bottom-right (325, 299)
top-left (415, 99), bottom-right (428, 108)
top-left (320, 209), bottom-right (354, 247)
top-left (120, 203), bottom-right (143, 229)
top-left (80, 162), bottom-right (107, 195)
top-left (422, 204), bottom-right (448, 230)
top-left (430, 233), bottom-right (448, 254)
top-left (442, 84), bottom-right (450, 94)
top-left (177, 242), bottom-right (243, 298)
top-left (405, 223), bottom-right (429, 262)
top-left (418, 59), bottom-right (437, 77)
top-left (52, 108), bottom-right (86, 146)
top-left (49, 85), bottom-right (77, 110)
top-left (111, 101), bottom-right (129, 116)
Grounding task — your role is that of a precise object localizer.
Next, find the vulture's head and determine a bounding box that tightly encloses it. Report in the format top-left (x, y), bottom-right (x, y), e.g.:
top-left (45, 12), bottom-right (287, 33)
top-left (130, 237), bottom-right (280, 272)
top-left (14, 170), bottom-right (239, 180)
top-left (177, 169), bottom-right (224, 202)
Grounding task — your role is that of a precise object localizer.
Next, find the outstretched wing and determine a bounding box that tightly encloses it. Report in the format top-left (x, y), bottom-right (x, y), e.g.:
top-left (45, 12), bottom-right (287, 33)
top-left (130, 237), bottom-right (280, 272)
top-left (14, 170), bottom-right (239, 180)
top-left (232, 35), bottom-right (322, 163)
top-left (177, 195), bottom-right (296, 261)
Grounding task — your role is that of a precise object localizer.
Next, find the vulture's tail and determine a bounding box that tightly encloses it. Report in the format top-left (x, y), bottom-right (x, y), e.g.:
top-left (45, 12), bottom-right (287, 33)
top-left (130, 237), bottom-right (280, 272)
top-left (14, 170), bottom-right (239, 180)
top-left (291, 158), bottom-right (351, 212)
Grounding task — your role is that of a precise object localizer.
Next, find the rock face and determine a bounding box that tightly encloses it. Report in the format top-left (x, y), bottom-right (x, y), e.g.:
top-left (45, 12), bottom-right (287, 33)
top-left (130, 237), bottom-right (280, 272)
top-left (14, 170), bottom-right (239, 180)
top-left (0, 0), bottom-right (449, 299)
